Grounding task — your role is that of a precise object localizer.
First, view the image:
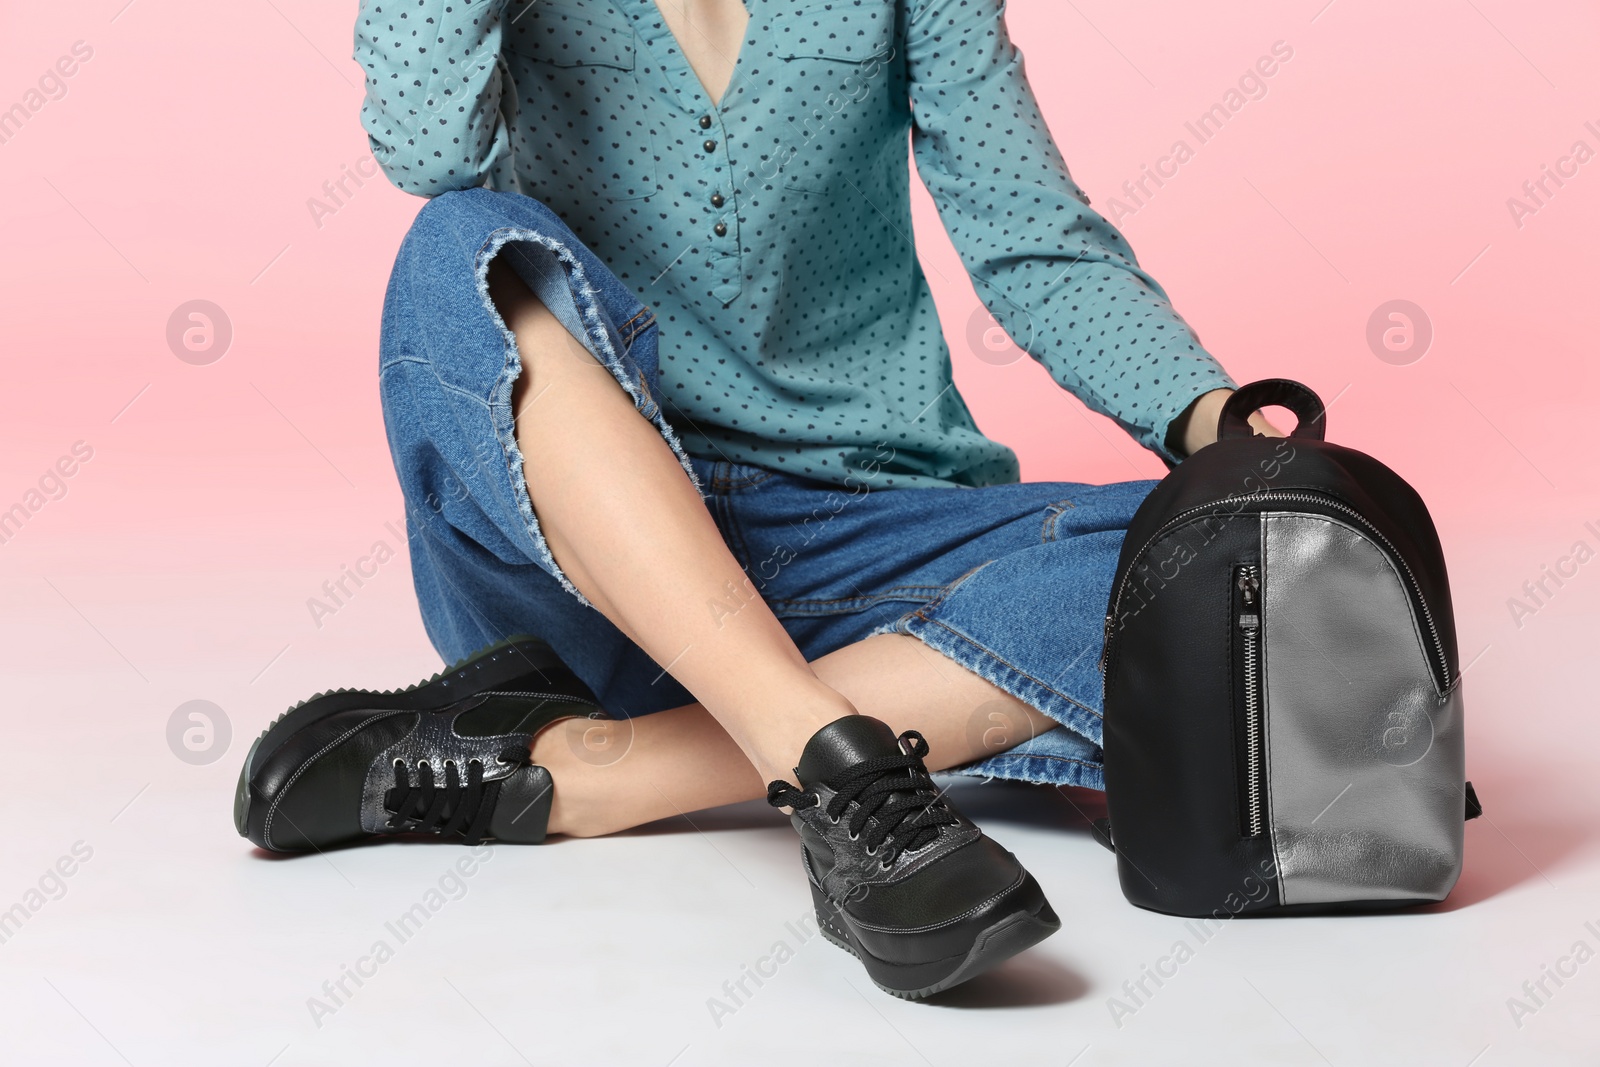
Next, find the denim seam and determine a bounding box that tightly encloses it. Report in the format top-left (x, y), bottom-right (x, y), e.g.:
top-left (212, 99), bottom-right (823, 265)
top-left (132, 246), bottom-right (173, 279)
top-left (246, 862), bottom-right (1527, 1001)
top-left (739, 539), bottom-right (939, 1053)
top-left (715, 490), bottom-right (757, 576)
top-left (618, 310), bottom-right (655, 348)
top-left (380, 355), bottom-right (432, 373)
top-left (773, 583), bottom-right (949, 605)
top-left (767, 584), bottom-right (948, 615)
top-left (1040, 497), bottom-right (1076, 543)
top-left (713, 471), bottom-right (775, 490)
top-left (915, 559), bottom-right (995, 615)
top-left (433, 379), bottom-right (496, 409)
top-left (775, 561), bottom-right (991, 619)
top-left (705, 458), bottom-right (777, 492)
top-left (715, 466), bottom-right (784, 580)
top-left (706, 459), bottom-right (729, 493)
top-left (471, 226), bottom-right (703, 607)
top-left (695, 463), bottom-right (751, 573)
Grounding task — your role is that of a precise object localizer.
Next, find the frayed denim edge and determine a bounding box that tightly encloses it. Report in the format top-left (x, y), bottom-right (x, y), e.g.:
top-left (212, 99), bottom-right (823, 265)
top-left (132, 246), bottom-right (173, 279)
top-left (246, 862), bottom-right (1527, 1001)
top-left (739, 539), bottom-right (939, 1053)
top-left (937, 753), bottom-right (1104, 791)
top-left (471, 227), bottom-right (704, 608)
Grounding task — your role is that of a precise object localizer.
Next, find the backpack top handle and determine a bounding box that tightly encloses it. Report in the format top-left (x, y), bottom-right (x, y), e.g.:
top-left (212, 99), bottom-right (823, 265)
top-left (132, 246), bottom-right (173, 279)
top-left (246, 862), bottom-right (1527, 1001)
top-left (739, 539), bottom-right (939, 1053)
top-left (1217, 378), bottom-right (1328, 442)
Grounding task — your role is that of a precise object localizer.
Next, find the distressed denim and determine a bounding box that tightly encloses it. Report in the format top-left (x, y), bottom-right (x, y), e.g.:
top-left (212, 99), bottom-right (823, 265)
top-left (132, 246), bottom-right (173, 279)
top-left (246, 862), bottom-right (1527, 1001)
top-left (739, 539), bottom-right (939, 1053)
top-left (379, 187), bottom-right (1156, 789)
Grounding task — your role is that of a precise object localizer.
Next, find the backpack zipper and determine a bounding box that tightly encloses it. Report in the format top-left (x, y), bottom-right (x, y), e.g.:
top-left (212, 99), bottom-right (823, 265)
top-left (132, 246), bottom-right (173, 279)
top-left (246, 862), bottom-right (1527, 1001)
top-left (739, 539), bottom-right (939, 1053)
top-left (1236, 565), bottom-right (1266, 837)
top-left (1099, 490), bottom-right (1451, 692)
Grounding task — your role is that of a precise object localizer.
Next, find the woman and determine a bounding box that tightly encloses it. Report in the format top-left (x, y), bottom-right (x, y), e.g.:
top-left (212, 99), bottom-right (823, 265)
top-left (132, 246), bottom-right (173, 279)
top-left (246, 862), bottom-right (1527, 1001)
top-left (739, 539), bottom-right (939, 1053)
top-left (234, 0), bottom-right (1277, 998)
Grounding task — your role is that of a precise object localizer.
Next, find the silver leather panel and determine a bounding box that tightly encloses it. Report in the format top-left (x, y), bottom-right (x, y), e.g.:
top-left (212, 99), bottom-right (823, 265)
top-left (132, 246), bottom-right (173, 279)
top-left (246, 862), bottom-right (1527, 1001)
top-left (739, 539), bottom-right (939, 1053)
top-left (359, 708), bottom-right (530, 833)
top-left (1261, 513), bottom-right (1464, 905)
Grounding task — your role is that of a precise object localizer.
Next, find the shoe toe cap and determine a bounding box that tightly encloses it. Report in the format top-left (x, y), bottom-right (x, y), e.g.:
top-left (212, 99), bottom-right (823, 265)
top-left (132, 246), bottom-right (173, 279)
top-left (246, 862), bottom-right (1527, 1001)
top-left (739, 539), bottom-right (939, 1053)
top-left (245, 710), bottom-right (417, 851)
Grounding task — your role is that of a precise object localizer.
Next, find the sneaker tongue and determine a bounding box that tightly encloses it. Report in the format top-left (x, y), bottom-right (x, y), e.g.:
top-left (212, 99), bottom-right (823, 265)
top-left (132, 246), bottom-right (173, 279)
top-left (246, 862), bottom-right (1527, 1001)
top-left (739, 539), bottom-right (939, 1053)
top-left (796, 715), bottom-right (902, 787)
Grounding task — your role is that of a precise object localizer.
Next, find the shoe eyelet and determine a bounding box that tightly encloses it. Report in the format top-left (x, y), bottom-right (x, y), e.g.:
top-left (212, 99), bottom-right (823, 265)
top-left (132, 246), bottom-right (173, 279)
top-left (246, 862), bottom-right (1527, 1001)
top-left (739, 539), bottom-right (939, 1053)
top-left (879, 859), bottom-right (893, 871)
top-left (864, 845), bottom-right (876, 857)
top-left (828, 814), bottom-right (840, 826)
top-left (847, 830), bottom-right (859, 842)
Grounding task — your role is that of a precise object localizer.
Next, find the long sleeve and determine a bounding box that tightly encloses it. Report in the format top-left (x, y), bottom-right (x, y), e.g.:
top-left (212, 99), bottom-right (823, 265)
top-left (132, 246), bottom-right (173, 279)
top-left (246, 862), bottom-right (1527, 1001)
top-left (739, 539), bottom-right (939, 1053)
top-left (353, 0), bottom-right (521, 197)
top-left (906, 0), bottom-right (1235, 462)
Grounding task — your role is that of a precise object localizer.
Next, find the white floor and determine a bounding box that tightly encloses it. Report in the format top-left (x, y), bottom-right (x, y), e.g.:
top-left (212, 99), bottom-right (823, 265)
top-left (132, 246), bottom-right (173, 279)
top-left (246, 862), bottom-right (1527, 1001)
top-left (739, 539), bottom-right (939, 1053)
top-left (2, 568), bottom-right (1596, 1067)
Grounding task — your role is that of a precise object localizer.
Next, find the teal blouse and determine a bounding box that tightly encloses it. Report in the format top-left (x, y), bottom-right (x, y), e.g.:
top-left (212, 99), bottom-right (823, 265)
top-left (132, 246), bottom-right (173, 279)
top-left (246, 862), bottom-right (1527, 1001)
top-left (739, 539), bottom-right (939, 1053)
top-left (354, 0), bottom-right (1235, 487)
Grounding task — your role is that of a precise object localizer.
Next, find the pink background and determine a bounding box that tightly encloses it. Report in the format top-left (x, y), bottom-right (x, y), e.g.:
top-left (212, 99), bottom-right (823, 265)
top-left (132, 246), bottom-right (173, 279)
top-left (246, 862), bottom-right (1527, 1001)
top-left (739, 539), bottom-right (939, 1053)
top-left (1, 3), bottom-right (1597, 1059)
top-left (4, 4), bottom-right (1596, 740)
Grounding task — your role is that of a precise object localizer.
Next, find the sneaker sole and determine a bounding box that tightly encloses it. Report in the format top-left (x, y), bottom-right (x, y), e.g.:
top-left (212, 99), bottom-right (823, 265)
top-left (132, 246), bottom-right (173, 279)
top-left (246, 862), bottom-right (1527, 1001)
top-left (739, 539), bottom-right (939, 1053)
top-left (810, 876), bottom-right (1062, 1000)
top-left (233, 634), bottom-right (566, 840)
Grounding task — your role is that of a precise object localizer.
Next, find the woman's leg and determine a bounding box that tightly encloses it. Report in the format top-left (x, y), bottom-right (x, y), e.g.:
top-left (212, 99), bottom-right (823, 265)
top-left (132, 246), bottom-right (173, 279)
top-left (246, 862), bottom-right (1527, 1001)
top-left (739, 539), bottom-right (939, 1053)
top-left (535, 631), bottom-right (1059, 837)
top-left (489, 258), bottom-right (1060, 814)
top-left (489, 258), bottom-right (858, 786)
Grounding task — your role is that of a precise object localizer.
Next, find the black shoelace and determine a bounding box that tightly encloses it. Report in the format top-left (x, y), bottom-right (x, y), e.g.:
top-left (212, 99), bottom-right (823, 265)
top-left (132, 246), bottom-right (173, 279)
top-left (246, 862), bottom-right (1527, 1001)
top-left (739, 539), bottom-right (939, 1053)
top-left (766, 730), bottom-right (959, 867)
top-left (384, 745), bottom-right (529, 845)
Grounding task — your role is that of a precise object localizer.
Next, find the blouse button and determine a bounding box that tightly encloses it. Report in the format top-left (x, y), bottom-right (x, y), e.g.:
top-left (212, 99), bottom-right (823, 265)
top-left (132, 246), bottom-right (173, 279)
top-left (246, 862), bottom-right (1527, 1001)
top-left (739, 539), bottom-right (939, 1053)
top-left (703, 139), bottom-right (717, 153)
top-left (714, 222), bottom-right (728, 237)
top-left (698, 115), bottom-right (713, 129)
top-left (710, 192), bottom-right (725, 208)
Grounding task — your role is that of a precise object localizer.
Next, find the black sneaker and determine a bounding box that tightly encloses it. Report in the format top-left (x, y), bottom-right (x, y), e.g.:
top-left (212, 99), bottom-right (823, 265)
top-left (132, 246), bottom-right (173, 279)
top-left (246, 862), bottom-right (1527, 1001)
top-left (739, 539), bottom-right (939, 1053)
top-left (235, 635), bottom-right (602, 852)
top-left (767, 715), bottom-right (1061, 999)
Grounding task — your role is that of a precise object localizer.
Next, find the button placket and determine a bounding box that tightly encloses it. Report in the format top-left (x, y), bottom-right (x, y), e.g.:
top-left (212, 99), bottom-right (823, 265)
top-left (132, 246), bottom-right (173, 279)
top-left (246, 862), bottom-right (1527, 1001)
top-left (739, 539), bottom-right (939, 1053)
top-left (695, 110), bottom-right (736, 277)
top-left (628, 5), bottom-right (744, 302)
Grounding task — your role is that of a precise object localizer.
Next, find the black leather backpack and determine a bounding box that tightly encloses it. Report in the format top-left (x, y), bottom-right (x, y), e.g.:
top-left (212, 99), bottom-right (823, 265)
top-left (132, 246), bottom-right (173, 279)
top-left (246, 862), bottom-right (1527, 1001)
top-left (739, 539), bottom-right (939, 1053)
top-left (1095, 380), bottom-right (1481, 916)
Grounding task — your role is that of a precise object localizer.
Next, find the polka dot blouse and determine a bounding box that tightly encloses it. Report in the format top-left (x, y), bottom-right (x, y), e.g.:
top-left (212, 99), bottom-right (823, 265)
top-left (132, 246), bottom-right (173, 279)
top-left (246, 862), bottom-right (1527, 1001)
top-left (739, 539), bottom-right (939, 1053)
top-left (355, 0), bottom-right (1235, 488)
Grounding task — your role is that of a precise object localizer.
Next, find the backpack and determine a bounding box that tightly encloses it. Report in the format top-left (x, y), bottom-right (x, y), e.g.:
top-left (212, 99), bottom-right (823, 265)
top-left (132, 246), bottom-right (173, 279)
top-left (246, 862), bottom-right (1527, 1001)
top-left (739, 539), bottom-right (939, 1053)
top-left (1094, 379), bottom-right (1481, 916)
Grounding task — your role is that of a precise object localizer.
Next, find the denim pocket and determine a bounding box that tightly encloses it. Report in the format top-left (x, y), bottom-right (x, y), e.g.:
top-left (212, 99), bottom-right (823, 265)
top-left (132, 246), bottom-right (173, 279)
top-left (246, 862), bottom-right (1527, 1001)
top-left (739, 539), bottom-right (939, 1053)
top-left (711, 461), bottom-right (777, 492)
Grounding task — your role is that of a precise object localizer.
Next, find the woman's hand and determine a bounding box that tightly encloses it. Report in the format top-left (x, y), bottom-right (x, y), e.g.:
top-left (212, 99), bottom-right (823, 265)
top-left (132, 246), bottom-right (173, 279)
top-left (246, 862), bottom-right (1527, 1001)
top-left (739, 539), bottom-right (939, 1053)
top-left (1170, 387), bottom-right (1288, 459)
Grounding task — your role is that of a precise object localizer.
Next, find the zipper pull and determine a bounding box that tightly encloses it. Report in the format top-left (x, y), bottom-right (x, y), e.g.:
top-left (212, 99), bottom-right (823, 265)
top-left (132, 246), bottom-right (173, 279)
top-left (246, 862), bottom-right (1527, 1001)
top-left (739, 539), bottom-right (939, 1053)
top-left (1097, 613), bottom-right (1115, 673)
top-left (1236, 570), bottom-right (1260, 629)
